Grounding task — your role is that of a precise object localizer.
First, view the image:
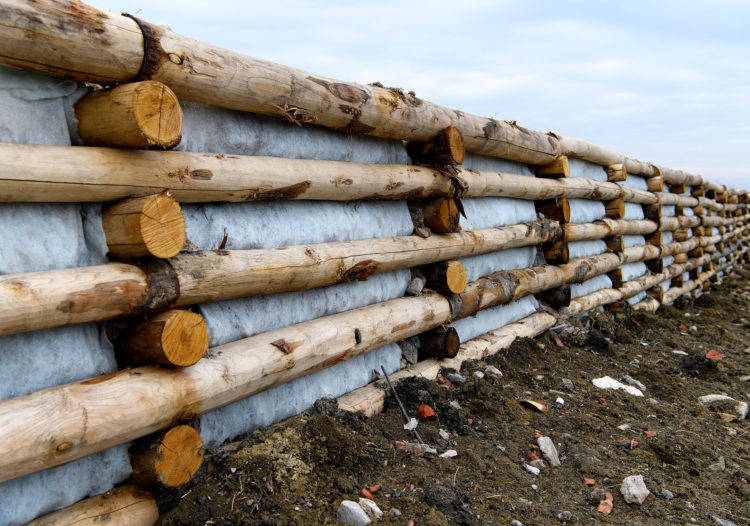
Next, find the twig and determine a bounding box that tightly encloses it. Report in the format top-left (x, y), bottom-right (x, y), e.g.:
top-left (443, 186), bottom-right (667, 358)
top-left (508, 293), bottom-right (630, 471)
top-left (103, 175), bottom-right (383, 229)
top-left (381, 365), bottom-right (425, 445)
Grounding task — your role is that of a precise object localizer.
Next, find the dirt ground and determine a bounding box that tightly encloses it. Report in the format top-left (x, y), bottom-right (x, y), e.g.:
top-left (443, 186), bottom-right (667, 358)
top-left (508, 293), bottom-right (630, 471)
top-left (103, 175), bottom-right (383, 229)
top-left (156, 266), bottom-right (750, 525)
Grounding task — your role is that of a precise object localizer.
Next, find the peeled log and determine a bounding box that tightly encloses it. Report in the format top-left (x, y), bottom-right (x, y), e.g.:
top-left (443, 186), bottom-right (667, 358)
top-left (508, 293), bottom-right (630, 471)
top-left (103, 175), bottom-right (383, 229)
top-left (0, 143), bottom-right (657, 205)
top-left (26, 485), bottom-right (158, 526)
top-left (535, 156), bottom-right (570, 178)
top-left (605, 164), bottom-right (626, 182)
top-left (75, 82), bottom-right (183, 149)
top-left (114, 310), bottom-right (209, 367)
top-left (536, 198), bottom-right (571, 223)
top-left (563, 219), bottom-right (658, 241)
top-left (130, 425), bottom-right (204, 487)
top-left (423, 198), bottom-right (460, 233)
top-left (604, 198), bottom-right (625, 219)
top-left (102, 193), bottom-right (186, 259)
top-left (405, 125), bottom-right (465, 165)
top-left (0, 222), bottom-right (560, 336)
top-left (424, 261), bottom-right (467, 294)
top-left (0, 293), bottom-right (452, 483)
top-left (647, 177), bottom-right (664, 192)
top-left (418, 326), bottom-right (460, 360)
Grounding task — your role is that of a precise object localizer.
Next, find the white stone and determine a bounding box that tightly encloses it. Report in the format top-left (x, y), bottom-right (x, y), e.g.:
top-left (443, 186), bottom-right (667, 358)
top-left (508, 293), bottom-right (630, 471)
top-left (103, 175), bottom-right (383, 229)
top-left (474, 371), bottom-right (485, 379)
top-left (485, 365), bottom-right (503, 377)
top-left (592, 376), bottom-right (644, 397)
top-left (621, 475), bottom-right (650, 505)
top-left (439, 449), bottom-right (458, 458)
top-left (537, 436), bottom-right (561, 467)
top-left (403, 418), bottom-right (418, 431)
top-left (556, 396), bottom-right (565, 405)
top-left (337, 500), bottom-right (371, 525)
top-left (439, 428), bottom-right (451, 440)
top-left (672, 350), bottom-right (689, 356)
top-left (358, 498), bottom-right (383, 520)
top-left (622, 375), bottom-right (646, 392)
top-left (523, 464), bottom-right (540, 476)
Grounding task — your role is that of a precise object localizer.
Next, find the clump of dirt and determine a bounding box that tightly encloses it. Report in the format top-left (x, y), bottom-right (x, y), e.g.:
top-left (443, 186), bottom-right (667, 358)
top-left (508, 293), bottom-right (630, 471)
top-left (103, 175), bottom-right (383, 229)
top-left (157, 267), bottom-right (750, 525)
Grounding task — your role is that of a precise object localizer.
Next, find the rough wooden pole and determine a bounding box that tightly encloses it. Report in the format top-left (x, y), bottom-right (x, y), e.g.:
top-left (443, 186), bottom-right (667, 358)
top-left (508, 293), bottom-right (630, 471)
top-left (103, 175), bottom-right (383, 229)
top-left (0, 221), bottom-right (561, 337)
top-left (113, 310), bottom-right (209, 367)
top-left (423, 261), bottom-right (467, 294)
top-left (0, 293), bottom-right (453, 483)
top-left (418, 326), bottom-right (460, 360)
top-left (405, 125), bottom-right (465, 165)
top-left (75, 81), bottom-right (183, 149)
top-left (26, 485), bottom-right (158, 526)
top-left (535, 156), bottom-right (570, 178)
top-left (422, 198), bottom-right (460, 233)
top-left (102, 193), bottom-right (186, 259)
top-left (129, 425), bottom-right (204, 487)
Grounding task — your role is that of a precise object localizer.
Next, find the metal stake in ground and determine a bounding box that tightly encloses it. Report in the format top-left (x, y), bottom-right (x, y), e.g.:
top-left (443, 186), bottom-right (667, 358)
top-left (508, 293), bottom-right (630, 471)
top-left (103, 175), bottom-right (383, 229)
top-left (381, 366), bottom-right (426, 446)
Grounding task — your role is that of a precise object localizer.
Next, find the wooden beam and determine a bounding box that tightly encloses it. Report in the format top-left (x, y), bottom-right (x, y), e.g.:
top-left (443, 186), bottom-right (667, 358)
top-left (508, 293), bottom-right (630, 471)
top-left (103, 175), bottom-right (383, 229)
top-left (422, 197), bottom-right (460, 233)
top-left (102, 193), bottom-right (186, 259)
top-left (418, 326), bottom-right (460, 360)
top-left (543, 241), bottom-right (569, 263)
top-left (647, 176), bottom-right (664, 192)
top-left (26, 485), bottom-right (158, 526)
top-left (112, 310), bottom-right (209, 367)
top-left (75, 81), bottom-right (182, 149)
top-left (0, 221), bottom-right (562, 336)
top-left (405, 125), bottom-right (465, 165)
top-left (535, 156), bottom-right (570, 178)
top-left (604, 198), bottom-right (625, 219)
top-left (605, 163), bottom-right (627, 182)
top-left (423, 261), bottom-right (467, 294)
top-left (605, 235), bottom-right (625, 253)
top-left (130, 425), bottom-right (204, 487)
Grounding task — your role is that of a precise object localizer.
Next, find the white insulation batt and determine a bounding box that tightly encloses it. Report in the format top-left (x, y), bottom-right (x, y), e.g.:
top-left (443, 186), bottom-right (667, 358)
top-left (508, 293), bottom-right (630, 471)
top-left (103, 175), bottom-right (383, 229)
top-left (571, 274), bottom-right (614, 299)
top-left (0, 67), bottom-right (129, 526)
top-left (452, 295), bottom-right (540, 344)
top-left (569, 240), bottom-right (608, 259)
top-left (459, 247), bottom-right (537, 283)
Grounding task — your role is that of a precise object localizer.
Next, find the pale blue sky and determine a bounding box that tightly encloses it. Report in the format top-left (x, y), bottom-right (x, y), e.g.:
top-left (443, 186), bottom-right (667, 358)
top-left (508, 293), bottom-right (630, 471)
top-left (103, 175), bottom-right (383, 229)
top-left (92, 0), bottom-right (749, 188)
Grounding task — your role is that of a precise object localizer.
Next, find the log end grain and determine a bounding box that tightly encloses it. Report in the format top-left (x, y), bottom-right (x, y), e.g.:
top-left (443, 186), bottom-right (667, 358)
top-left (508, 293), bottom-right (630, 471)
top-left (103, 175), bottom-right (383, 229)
top-left (418, 326), bottom-right (460, 360)
top-left (130, 425), bottom-right (204, 488)
top-left (425, 260), bottom-right (467, 294)
top-left (535, 156), bottom-right (570, 178)
top-left (103, 193), bottom-right (186, 259)
top-left (423, 198), bottom-right (460, 233)
top-left (604, 198), bottom-right (625, 219)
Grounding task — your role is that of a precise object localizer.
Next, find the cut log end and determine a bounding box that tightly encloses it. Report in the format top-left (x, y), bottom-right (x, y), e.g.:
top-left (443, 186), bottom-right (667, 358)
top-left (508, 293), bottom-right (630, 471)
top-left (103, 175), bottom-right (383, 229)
top-left (103, 193), bottom-right (186, 259)
top-left (606, 163), bottom-right (627, 182)
top-left (535, 198), bottom-right (570, 224)
top-left (543, 241), bottom-right (569, 264)
top-left (405, 125), bottom-right (465, 165)
top-left (422, 198), bottom-right (460, 233)
top-left (535, 156), bottom-right (570, 178)
top-left (647, 177), bottom-right (664, 193)
top-left (130, 425), bottom-right (204, 488)
top-left (418, 326), bottom-right (460, 360)
top-left (76, 81), bottom-right (183, 149)
top-left (425, 260), bottom-right (467, 294)
top-left (604, 198), bottom-right (625, 219)
top-left (115, 310), bottom-right (209, 367)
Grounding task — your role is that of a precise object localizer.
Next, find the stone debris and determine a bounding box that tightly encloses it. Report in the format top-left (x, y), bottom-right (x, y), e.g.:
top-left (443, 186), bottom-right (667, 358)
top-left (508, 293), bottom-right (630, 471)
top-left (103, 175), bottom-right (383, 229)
top-left (622, 374), bottom-right (647, 392)
top-left (537, 436), bottom-right (561, 467)
top-left (672, 350), bottom-right (689, 356)
top-left (446, 372), bottom-right (466, 385)
top-left (556, 510), bottom-right (573, 522)
top-left (337, 500), bottom-right (371, 525)
top-left (707, 514), bottom-right (738, 526)
top-left (417, 403), bottom-right (436, 420)
top-left (592, 376), bottom-right (644, 397)
top-left (556, 396), bottom-right (565, 405)
top-left (562, 378), bottom-right (575, 390)
top-left (405, 276), bottom-right (426, 296)
top-left (708, 456), bottom-right (725, 472)
top-left (621, 475), bottom-right (650, 504)
top-left (358, 498), bottom-right (383, 520)
top-left (403, 418), bottom-right (418, 431)
top-left (393, 441), bottom-right (437, 456)
top-left (439, 449), bottom-right (457, 458)
top-left (510, 521), bottom-right (524, 526)
top-left (596, 492), bottom-right (614, 514)
top-left (520, 399), bottom-right (549, 413)
top-left (698, 394), bottom-right (748, 420)
top-left (485, 365), bottom-right (503, 378)
top-left (523, 463), bottom-right (541, 476)
top-left (438, 428), bottom-right (450, 441)
top-left (390, 508), bottom-right (401, 516)
top-left (449, 400), bottom-right (462, 410)
top-left (474, 371), bottom-right (485, 379)
top-left (661, 488), bottom-right (675, 500)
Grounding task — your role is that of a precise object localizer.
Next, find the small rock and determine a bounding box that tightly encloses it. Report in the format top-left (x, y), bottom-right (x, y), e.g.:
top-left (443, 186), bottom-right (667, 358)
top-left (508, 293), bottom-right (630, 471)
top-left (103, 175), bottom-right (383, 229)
top-left (661, 489), bottom-right (675, 500)
top-left (403, 418), bottom-right (418, 431)
top-left (485, 365), bottom-right (503, 377)
top-left (337, 500), bottom-right (371, 525)
top-left (673, 350), bottom-right (689, 356)
top-left (617, 423), bottom-right (631, 431)
top-left (556, 510), bottom-right (573, 522)
top-left (708, 456), bottom-right (726, 472)
top-left (556, 396), bottom-right (565, 405)
top-left (360, 488), bottom-right (374, 500)
top-left (439, 428), bottom-right (451, 441)
top-left (622, 374), bottom-right (646, 392)
top-left (390, 508), bottom-right (401, 517)
top-left (446, 372), bottom-right (466, 385)
top-left (597, 492), bottom-right (614, 515)
top-left (358, 498), bottom-right (383, 520)
top-left (584, 478), bottom-right (596, 486)
top-left (529, 459), bottom-right (547, 471)
top-left (449, 400), bottom-right (462, 410)
top-left (520, 399), bottom-right (549, 413)
top-left (510, 521), bottom-right (524, 526)
top-left (393, 441), bottom-right (437, 456)
top-left (562, 378), bottom-right (575, 390)
top-left (621, 475), bottom-right (650, 505)
top-left (705, 350), bottom-right (723, 361)
top-left (707, 514), bottom-right (738, 526)
top-left (405, 276), bottom-right (426, 296)
top-left (587, 488), bottom-right (608, 505)
top-left (699, 395), bottom-right (748, 420)
top-left (593, 376), bottom-right (644, 397)
top-left (531, 484), bottom-right (538, 491)
top-left (439, 449), bottom-right (458, 458)
top-left (537, 436), bottom-right (561, 467)
top-left (523, 464), bottom-right (541, 476)
top-left (474, 371), bottom-right (485, 379)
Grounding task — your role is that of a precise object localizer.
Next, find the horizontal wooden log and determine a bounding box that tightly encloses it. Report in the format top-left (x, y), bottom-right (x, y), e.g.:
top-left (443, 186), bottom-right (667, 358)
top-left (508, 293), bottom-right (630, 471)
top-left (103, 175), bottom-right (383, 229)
top-left (75, 81), bottom-right (182, 149)
top-left (0, 221), bottom-right (561, 336)
top-left (102, 193), bottom-right (186, 259)
top-left (656, 192), bottom-right (699, 208)
top-left (0, 143), bottom-right (655, 205)
top-left (563, 219), bottom-right (658, 241)
top-left (0, 293), bottom-right (452, 483)
top-left (632, 296), bottom-right (660, 312)
top-left (535, 156), bottom-right (570, 178)
top-left (129, 425), bottom-right (204, 487)
top-left (659, 215), bottom-right (701, 231)
top-left (27, 485), bottom-right (158, 526)
top-left (405, 125), bottom-right (465, 166)
top-left (338, 312), bottom-right (557, 416)
top-left (698, 196), bottom-right (723, 211)
top-left (113, 310), bottom-right (209, 367)
top-left (659, 167), bottom-right (703, 187)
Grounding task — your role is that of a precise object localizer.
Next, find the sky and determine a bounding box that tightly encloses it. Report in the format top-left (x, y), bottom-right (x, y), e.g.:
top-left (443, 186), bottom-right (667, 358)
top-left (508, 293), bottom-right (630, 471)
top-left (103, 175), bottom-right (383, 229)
top-left (91, 0), bottom-right (750, 188)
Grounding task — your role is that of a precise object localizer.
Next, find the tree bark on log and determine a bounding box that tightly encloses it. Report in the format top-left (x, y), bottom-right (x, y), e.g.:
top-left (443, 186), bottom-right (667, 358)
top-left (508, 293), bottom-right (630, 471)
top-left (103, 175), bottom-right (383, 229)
top-left (0, 293), bottom-right (453, 483)
top-left (129, 425), bottom-right (204, 487)
top-left (26, 485), bottom-right (158, 526)
top-left (0, 221), bottom-right (560, 336)
top-left (113, 310), bottom-right (209, 367)
top-left (563, 219), bottom-right (658, 241)
top-left (75, 81), bottom-right (182, 149)
top-left (102, 193), bottom-right (186, 259)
